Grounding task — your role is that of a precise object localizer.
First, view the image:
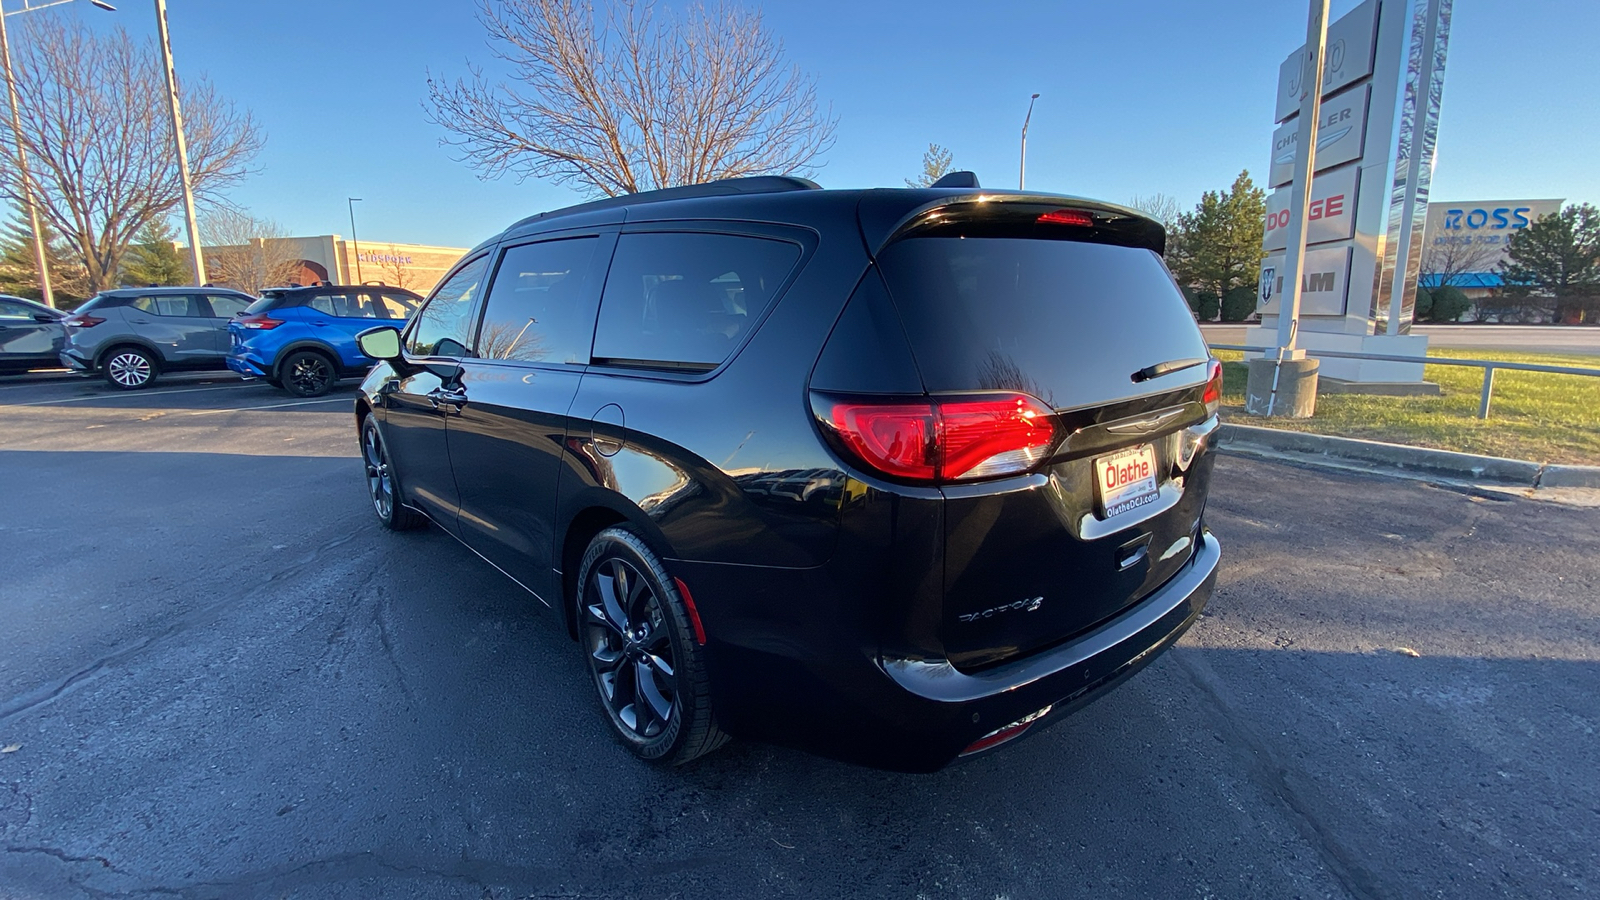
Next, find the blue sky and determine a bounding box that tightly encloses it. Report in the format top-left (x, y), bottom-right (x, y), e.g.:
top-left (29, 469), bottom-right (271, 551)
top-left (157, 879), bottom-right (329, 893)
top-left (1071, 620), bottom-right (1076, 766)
top-left (46, 0), bottom-right (1600, 248)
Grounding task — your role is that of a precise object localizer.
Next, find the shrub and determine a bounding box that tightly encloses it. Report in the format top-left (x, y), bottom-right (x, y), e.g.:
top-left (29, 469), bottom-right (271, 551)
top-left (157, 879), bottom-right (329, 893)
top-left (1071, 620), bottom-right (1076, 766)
top-left (1221, 286), bottom-right (1256, 322)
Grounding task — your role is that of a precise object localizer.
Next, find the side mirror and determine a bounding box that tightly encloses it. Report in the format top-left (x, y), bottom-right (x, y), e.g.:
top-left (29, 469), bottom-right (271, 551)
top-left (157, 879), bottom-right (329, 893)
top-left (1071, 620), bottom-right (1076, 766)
top-left (357, 325), bottom-right (402, 361)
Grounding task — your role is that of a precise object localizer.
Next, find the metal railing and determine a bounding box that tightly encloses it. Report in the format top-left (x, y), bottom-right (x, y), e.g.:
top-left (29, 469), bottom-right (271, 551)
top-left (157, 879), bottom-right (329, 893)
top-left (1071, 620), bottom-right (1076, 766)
top-left (1208, 344), bottom-right (1600, 420)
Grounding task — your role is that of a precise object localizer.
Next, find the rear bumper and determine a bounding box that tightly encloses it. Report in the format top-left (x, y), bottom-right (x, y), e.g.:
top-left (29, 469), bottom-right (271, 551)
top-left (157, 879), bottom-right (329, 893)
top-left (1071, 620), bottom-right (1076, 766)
top-left (685, 530), bottom-right (1220, 772)
top-left (226, 350), bottom-right (270, 378)
top-left (59, 349), bottom-right (92, 372)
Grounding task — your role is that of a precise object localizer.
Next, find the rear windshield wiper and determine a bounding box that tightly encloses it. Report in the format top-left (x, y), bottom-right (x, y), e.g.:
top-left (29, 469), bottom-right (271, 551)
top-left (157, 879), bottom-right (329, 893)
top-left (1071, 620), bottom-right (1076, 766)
top-left (1131, 357), bottom-right (1207, 383)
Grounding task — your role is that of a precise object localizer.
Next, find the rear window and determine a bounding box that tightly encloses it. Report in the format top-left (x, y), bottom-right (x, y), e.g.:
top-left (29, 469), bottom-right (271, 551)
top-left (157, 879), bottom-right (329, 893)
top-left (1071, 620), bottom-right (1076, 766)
top-left (244, 296), bottom-right (283, 315)
top-left (593, 232), bottom-right (800, 370)
top-left (877, 238), bottom-right (1208, 410)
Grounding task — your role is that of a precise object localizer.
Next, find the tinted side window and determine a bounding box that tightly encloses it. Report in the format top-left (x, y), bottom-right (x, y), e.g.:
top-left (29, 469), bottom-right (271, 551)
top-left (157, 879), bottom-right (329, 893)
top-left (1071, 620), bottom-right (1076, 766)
top-left (0, 300), bottom-right (32, 319)
top-left (593, 232), bottom-right (800, 369)
top-left (132, 295), bottom-right (202, 317)
top-left (406, 256), bottom-right (488, 358)
top-left (378, 293), bottom-right (419, 320)
top-left (475, 237), bottom-right (601, 364)
top-left (205, 294), bottom-right (251, 318)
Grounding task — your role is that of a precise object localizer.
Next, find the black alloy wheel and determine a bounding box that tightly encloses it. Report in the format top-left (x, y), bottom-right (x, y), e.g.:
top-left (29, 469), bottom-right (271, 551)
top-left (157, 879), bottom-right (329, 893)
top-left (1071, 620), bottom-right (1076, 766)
top-left (103, 347), bottom-right (157, 390)
top-left (578, 527), bottom-right (726, 764)
top-left (283, 350), bottom-right (335, 397)
top-left (361, 417), bottom-right (426, 530)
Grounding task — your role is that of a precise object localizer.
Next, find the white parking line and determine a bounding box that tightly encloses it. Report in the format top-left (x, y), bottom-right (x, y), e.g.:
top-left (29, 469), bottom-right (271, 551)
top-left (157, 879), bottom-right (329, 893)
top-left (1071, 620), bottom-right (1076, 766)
top-left (11, 382), bottom-right (257, 407)
top-left (185, 397), bottom-right (352, 416)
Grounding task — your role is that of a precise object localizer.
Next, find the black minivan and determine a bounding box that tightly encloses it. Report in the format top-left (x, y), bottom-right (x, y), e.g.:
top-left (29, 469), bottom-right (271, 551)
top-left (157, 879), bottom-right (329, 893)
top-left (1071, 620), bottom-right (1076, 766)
top-left (353, 175), bottom-right (1222, 772)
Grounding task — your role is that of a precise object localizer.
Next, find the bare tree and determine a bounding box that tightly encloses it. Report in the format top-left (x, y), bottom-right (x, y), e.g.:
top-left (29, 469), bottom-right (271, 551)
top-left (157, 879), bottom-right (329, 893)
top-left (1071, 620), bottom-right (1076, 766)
top-left (1421, 234), bottom-right (1500, 288)
top-left (375, 244), bottom-right (415, 290)
top-left (0, 16), bottom-right (263, 292)
top-left (426, 0), bottom-right (836, 197)
top-left (906, 143), bottom-right (954, 188)
top-left (201, 209), bottom-right (302, 295)
top-left (1127, 193), bottom-right (1184, 234)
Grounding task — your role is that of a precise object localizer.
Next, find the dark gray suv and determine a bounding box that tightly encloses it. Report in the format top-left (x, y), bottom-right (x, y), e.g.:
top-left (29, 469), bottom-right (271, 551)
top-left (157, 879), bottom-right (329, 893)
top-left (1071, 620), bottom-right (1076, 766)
top-left (60, 287), bottom-right (257, 389)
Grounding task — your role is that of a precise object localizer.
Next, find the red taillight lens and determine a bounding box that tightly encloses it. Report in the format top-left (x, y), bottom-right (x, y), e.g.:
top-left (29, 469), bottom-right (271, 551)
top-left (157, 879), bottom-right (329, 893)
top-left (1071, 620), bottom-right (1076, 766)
top-left (1037, 208), bottom-right (1094, 227)
top-left (828, 401), bottom-right (938, 481)
top-left (1202, 358), bottom-right (1223, 416)
top-left (63, 314), bottom-right (105, 328)
top-left (820, 393), bottom-right (1058, 484)
top-left (959, 705), bottom-right (1054, 757)
top-left (238, 314), bottom-right (283, 330)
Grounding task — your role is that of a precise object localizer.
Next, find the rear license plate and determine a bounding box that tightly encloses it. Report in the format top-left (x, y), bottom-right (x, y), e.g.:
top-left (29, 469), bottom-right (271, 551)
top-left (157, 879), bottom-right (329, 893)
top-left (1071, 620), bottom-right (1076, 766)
top-left (1094, 444), bottom-right (1160, 518)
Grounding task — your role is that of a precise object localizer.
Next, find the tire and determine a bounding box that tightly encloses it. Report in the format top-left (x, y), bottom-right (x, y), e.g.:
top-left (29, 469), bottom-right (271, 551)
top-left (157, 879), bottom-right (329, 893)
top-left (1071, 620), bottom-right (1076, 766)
top-left (577, 527), bottom-right (727, 765)
top-left (281, 350), bottom-right (336, 397)
top-left (102, 346), bottom-right (158, 390)
top-left (360, 417), bottom-right (427, 531)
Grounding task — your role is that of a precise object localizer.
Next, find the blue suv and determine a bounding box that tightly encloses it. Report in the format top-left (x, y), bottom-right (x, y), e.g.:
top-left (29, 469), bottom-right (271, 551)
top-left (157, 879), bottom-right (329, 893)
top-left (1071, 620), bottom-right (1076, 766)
top-left (228, 284), bottom-right (422, 396)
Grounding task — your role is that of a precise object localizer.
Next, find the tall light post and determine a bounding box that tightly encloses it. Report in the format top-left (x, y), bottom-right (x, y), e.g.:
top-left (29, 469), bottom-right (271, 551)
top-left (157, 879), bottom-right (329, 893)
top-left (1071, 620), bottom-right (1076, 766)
top-left (152, 0), bottom-right (205, 285)
top-left (0, 0), bottom-right (115, 308)
top-left (347, 197), bottom-right (363, 282)
top-left (1018, 92), bottom-right (1040, 190)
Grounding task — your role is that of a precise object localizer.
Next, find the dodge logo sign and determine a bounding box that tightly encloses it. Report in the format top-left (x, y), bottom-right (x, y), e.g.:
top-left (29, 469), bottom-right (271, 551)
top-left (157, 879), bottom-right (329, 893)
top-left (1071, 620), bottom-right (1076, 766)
top-left (1260, 267), bottom-right (1276, 304)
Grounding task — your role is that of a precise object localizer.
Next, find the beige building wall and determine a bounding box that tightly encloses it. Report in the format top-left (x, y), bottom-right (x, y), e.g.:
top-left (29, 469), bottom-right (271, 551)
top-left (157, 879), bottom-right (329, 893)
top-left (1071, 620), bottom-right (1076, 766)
top-left (196, 235), bottom-right (469, 296)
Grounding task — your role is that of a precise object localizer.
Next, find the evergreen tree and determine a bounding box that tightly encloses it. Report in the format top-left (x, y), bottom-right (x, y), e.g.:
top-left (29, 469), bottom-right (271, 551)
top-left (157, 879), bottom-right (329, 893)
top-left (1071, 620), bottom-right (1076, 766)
top-left (120, 220), bottom-right (191, 287)
top-left (0, 213), bottom-right (87, 305)
top-left (1169, 171), bottom-right (1267, 303)
top-left (1498, 203), bottom-right (1600, 324)
top-left (906, 143), bottom-right (955, 188)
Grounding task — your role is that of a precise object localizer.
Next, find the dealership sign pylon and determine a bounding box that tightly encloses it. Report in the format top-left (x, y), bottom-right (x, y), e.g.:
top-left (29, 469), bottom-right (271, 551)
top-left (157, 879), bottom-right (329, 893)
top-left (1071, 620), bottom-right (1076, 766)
top-left (1247, 0), bottom-right (1454, 385)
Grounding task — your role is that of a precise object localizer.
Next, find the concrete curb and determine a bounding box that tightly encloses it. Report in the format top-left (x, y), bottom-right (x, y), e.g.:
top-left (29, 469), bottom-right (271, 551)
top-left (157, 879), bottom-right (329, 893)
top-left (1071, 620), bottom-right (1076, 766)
top-left (1215, 423), bottom-right (1600, 490)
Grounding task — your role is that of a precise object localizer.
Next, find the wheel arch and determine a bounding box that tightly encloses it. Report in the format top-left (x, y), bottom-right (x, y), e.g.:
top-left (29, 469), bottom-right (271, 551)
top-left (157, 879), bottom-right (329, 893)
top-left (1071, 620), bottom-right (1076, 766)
top-left (558, 494), bottom-right (680, 641)
top-left (93, 339), bottom-right (163, 371)
top-left (271, 341), bottom-right (342, 380)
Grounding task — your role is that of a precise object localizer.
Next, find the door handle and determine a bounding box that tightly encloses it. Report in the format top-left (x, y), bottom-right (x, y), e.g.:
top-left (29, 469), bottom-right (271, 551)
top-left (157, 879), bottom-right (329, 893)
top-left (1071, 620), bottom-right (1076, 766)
top-left (427, 386), bottom-right (468, 413)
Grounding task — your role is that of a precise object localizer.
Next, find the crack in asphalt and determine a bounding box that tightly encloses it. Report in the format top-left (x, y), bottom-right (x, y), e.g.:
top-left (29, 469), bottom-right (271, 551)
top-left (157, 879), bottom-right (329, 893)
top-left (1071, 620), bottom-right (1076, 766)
top-left (1171, 647), bottom-right (1388, 900)
top-left (0, 525), bottom-right (374, 727)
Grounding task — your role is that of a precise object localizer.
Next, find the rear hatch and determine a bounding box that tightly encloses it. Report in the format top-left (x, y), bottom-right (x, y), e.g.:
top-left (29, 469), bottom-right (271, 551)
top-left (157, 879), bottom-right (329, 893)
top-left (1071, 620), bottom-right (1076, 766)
top-left (873, 198), bottom-right (1216, 670)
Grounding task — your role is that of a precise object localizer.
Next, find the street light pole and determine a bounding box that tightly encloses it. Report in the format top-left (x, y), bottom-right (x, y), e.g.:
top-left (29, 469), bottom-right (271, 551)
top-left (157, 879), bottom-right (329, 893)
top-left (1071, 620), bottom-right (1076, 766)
top-left (347, 198), bottom-right (363, 283)
top-left (153, 0), bottom-right (205, 285)
top-left (1019, 92), bottom-right (1040, 190)
top-left (1, 2), bottom-right (56, 307)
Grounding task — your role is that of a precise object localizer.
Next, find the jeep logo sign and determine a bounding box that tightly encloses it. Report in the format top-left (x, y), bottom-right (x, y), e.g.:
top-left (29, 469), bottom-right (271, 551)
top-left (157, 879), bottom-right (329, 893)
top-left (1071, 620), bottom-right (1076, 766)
top-left (1263, 163), bottom-right (1359, 251)
top-left (1268, 85), bottom-right (1370, 188)
top-left (1274, 0), bottom-right (1379, 123)
top-left (1257, 245), bottom-right (1353, 318)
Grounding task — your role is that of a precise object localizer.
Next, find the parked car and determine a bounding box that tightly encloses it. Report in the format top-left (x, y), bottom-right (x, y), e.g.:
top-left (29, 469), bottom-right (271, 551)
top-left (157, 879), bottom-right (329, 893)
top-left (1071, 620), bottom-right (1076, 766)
top-left (227, 283), bottom-right (422, 397)
top-left (0, 294), bottom-right (67, 375)
top-left (352, 174), bottom-right (1223, 772)
top-left (59, 287), bottom-right (257, 389)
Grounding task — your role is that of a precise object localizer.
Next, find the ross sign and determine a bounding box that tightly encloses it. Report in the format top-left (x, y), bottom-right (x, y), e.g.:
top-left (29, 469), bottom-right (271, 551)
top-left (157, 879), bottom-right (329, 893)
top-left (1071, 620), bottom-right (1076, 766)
top-left (1268, 85), bottom-right (1369, 188)
top-left (1258, 244), bottom-right (1353, 317)
top-left (1421, 199), bottom-right (1563, 275)
top-left (1274, 0), bottom-right (1380, 122)
top-left (1264, 163), bottom-right (1359, 251)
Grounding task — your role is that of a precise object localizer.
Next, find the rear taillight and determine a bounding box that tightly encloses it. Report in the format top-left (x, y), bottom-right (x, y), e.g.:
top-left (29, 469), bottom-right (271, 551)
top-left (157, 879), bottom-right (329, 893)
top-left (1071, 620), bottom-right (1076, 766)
top-left (1202, 358), bottom-right (1223, 416)
top-left (63, 313), bottom-right (105, 328)
top-left (237, 314), bottom-right (283, 330)
top-left (816, 392), bottom-right (1058, 484)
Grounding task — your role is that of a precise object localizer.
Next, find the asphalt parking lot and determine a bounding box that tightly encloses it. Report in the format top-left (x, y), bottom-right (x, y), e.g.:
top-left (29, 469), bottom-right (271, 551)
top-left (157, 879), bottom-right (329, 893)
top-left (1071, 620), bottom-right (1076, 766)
top-left (2, 371), bottom-right (1598, 899)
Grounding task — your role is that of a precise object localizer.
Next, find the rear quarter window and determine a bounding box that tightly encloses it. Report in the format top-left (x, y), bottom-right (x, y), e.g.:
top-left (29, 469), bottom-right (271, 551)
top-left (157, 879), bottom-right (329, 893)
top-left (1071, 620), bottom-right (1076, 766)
top-left (592, 231), bottom-right (800, 370)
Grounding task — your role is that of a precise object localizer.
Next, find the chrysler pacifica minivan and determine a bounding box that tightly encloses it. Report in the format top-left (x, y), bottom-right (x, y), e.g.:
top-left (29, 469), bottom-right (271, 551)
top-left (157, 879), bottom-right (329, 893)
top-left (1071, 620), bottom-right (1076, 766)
top-left (351, 175), bottom-right (1222, 772)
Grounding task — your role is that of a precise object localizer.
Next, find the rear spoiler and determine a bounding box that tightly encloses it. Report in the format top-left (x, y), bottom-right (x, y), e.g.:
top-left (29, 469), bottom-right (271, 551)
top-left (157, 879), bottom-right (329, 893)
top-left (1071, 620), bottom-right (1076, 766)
top-left (856, 190), bottom-right (1166, 258)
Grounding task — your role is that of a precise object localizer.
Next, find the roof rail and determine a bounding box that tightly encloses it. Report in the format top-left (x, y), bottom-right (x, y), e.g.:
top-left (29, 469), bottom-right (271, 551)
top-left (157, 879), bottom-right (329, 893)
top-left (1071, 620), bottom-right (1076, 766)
top-left (509, 175), bottom-right (821, 230)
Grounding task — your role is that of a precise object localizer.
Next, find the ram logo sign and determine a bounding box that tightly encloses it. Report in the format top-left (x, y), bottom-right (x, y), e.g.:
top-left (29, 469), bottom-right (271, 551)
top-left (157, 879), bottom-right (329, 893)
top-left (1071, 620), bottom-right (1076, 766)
top-left (1257, 245), bottom-right (1353, 318)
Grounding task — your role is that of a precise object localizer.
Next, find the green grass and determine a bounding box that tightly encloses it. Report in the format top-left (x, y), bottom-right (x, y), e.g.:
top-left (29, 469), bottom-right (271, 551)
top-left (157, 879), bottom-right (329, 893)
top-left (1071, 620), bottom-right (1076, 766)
top-left (1215, 348), bottom-right (1600, 465)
